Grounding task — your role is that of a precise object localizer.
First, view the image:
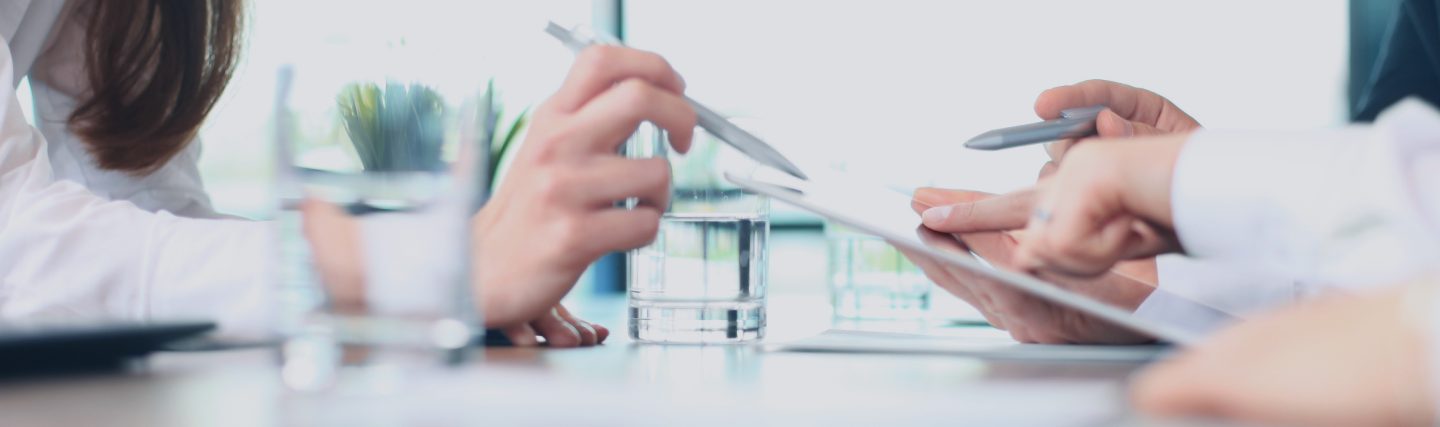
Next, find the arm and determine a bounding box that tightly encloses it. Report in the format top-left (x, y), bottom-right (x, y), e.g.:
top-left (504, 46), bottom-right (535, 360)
top-left (1018, 99), bottom-right (1440, 291)
top-left (0, 39), bottom-right (273, 337)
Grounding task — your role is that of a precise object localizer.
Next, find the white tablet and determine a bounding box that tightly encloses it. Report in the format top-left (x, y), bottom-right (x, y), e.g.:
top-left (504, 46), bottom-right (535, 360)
top-left (725, 170), bottom-right (1204, 346)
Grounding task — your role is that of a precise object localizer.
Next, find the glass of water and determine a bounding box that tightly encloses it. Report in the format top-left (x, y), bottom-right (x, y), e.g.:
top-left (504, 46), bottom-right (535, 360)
top-left (271, 61), bottom-right (486, 390)
top-left (626, 123), bottom-right (770, 344)
top-left (826, 222), bottom-right (931, 320)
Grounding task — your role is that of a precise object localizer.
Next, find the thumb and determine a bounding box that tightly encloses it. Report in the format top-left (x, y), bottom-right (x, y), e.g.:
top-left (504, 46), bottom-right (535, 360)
top-left (1095, 109), bottom-right (1166, 138)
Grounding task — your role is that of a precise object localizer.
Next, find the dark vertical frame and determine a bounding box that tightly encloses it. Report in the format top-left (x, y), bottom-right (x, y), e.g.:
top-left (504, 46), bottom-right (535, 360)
top-left (1348, 0), bottom-right (1402, 119)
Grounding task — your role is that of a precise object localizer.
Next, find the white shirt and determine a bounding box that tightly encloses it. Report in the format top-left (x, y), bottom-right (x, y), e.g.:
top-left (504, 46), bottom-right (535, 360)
top-left (16, 0), bottom-right (219, 218)
top-left (1134, 99), bottom-right (1440, 334)
top-left (0, 4), bottom-right (271, 337)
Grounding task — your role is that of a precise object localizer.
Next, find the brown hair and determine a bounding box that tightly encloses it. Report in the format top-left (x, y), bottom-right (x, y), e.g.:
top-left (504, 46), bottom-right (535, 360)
top-left (69, 0), bottom-right (244, 173)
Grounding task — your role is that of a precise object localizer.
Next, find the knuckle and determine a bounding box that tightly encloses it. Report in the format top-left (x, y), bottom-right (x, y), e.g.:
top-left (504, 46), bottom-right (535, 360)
top-left (614, 79), bottom-right (657, 109)
top-left (636, 209), bottom-right (662, 239)
top-left (577, 45), bottom-right (622, 71)
top-left (534, 169), bottom-right (571, 202)
top-left (554, 216), bottom-right (587, 247)
top-left (1052, 238), bottom-right (1089, 262)
top-left (528, 126), bottom-right (577, 162)
top-left (639, 50), bottom-right (671, 72)
top-left (642, 158), bottom-right (672, 186)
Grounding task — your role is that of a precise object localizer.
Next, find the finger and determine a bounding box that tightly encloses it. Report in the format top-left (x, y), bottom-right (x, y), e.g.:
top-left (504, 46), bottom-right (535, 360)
top-left (921, 188), bottom-right (1036, 233)
top-left (1094, 108), bottom-right (1171, 139)
top-left (1121, 221), bottom-right (1179, 260)
top-left (592, 322), bottom-right (611, 343)
top-left (896, 245), bottom-right (979, 305)
top-left (1033, 79), bottom-right (1170, 124)
top-left (911, 187), bottom-right (993, 213)
top-left (1094, 109), bottom-right (1136, 138)
top-left (530, 307), bottom-right (582, 348)
top-left (501, 323), bottom-right (540, 347)
top-left (1045, 140), bottom-right (1074, 161)
top-left (1046, 216), bottom-right (1134, 276)
top-left (910, 229), bottom-right (1008, 315)
top-left (553, 305), bottom-right (598, 346)
top-left (1013, 181), bottom-right (1058, 271)
top-left (897, 245), bottom-right (1007, 329)
top-left (550, 46), bottom-right (685, 113)
top-left (564, 157), bottom-right (671, 208)
top-left (947, 232), bottom-right (1031, 314)
top-left (1037, 161), bottom-right (1058, 181)
top-left (581, 207), bottom-right (664, 254)
top-left (954, 231), bottom-right (1020, 267)
top-left (569, 78), bottom-right (697, 155)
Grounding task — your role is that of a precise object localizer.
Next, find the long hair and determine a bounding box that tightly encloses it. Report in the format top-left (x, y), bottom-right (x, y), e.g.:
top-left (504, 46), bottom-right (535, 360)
top-left (68, 0), bottom-right (244, 174)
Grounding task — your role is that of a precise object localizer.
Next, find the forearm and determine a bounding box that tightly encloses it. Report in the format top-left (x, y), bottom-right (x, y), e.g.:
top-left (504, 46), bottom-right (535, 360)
top-left (0, 168), bottom-right (274, 338)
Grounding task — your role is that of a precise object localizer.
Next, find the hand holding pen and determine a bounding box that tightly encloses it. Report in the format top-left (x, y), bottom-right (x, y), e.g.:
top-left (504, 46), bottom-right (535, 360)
top-left (965, 79), bottom-right (1202, 160)
top-left (916, 79), bottom-right (1205, 287)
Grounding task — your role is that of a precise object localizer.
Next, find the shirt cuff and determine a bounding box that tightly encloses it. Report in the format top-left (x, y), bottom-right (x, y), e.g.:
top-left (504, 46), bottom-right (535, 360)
top-left (1132, 284), bottom-right (1237, 339)
top-left (1153, 254), bottom-right (1300, 317)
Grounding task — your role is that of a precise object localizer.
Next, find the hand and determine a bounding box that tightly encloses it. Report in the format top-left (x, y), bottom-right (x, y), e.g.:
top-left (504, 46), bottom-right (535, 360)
top-left (1131, 286), bottom-right (1436, 426)
top-left (300, 195), bottom-right (613, 348)
top-left (473, 46), bottom-right (697, 346)
top-left (494, 304), bottom-right (611, 347)
top-left (902, 188), bottom-right (1156, 344)
top-left (1034, 79), bottom-right (1202, 162)
top-left (1014, 134), bottom-right (1190, 277)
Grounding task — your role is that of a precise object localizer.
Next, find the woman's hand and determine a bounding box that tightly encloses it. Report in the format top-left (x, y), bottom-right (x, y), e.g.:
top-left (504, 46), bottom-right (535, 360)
top-left (1013, 134), bottom-right (1189, 277)
top-left (473, 46), bottom-right (697, 347)
top-left (902, 188), bottom-right (1156, 344)
top-left (1132, 286), bottom-right (1436, 426)
top-left (1034, 79), bottom-right (1202, 162)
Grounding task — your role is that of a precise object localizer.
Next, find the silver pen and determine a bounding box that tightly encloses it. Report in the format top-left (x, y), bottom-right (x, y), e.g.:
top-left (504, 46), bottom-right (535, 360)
top-left (964, 106), bottom-right (1106, 150)
top-left (544, 22), bottom-right (809, 180)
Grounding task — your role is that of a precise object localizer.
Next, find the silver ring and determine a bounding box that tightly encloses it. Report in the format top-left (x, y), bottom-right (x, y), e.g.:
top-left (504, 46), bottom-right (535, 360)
top-left (1031, 209), bottom-right (1052, 222)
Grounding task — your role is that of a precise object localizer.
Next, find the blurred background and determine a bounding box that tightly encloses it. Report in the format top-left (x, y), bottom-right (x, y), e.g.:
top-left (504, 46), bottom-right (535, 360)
top-left (21, 1), bottom-right (1377, 301)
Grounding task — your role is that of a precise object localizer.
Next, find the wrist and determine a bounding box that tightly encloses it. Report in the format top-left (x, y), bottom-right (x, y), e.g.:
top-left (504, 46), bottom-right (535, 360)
top-left (1119, 133), bottom-right (1189, 228)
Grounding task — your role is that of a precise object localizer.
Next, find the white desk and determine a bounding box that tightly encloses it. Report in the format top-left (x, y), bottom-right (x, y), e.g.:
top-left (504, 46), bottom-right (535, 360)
top-left (0, 296), bottom-right (1236, 426)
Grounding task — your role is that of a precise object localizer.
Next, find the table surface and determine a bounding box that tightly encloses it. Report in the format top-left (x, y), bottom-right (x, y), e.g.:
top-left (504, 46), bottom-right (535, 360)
top-left (0, 296), bottom-right (1233, 427)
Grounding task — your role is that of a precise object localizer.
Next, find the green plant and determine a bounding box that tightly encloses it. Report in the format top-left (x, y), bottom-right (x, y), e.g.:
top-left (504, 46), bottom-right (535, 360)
top-left (335, 81), bottom-right (446, 172)
top-left (480, 80), bottom-right (529, 192)
top-left (335, 79), bottom-right (528, 191)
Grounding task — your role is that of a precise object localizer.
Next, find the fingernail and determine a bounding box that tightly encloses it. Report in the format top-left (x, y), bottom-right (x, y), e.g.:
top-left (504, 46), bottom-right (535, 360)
top-left (922, 206), bottom-right (952, 225)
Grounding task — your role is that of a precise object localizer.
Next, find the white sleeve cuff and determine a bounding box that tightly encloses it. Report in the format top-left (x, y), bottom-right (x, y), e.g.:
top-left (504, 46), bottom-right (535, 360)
top-left (1152, 255), bottom-right (1300, 317)
top-left (1132, 284), bottom-right (1237, 339)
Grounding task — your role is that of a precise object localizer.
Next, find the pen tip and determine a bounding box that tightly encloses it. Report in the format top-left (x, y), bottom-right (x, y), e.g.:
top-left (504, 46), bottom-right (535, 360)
top-left (964, 135), bottom-right (1003, 150)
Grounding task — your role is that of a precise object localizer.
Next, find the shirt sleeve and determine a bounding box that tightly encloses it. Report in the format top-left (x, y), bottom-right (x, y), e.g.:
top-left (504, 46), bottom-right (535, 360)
top-left (1171, 99), bottom-right (1440, 290)
top-left (0, 38), bottom-right (272, 339)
